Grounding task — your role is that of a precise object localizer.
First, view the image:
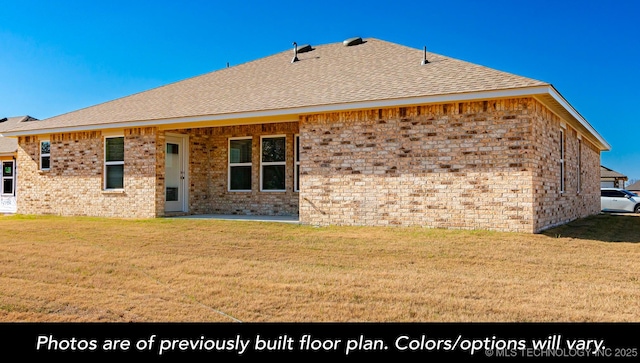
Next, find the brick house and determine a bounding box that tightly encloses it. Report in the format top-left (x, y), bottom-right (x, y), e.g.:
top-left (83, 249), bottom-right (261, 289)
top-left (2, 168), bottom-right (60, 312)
top-left (0, 115), bottom-right (38, 213)
top-left (0, 38), bottom-right (610, 232)
top-left (600, 165), bottom-right (627, 188)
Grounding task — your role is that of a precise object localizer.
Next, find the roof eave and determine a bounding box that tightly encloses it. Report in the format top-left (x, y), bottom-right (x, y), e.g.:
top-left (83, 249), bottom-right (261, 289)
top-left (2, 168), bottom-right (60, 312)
top-left (532, 85), bottom-right (610, 151)
top-left (1, 85), bottom-right (610, 151)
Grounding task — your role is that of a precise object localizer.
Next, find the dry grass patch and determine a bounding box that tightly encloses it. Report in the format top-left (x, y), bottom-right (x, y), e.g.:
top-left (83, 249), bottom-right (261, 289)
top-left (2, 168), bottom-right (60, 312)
top-left (0, 213), bottom-right (638, 322)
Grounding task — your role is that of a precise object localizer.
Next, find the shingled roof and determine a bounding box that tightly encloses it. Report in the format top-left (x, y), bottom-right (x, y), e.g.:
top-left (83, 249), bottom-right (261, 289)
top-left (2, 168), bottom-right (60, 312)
top-left (0, 37), bottom-right (610, 150)
top-left (600, 165), bottom-right (627, 179)
top-left (627, 180), bottom-right (640, 191)
top-left (0, 116), bottom-right (37, 154)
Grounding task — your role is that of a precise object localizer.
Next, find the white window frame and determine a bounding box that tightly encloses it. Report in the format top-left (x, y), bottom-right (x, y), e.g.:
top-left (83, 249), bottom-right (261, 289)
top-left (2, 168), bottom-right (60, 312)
top-left (104, 135), bottom-right (125, 190)
top-left (294, 134), bottom-right (300, 192)
top-left (577, 136), bottom-right (582, 194)
top-left (260, 135), bottom-right (286, 192)
top-left (228, 137), bottom-right (253, 192)
top-left (559, 128), bottom-right (565, 194)
top-left (40, 140), bottom-right (51, 171)
top-left (1, 160), bottom-right (15, 196)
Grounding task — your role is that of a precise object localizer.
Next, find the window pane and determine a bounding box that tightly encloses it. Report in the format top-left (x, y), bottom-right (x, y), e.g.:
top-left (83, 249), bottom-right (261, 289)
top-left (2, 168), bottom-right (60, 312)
top-left (41, 156), bottom-right (50, 170)
top-left (2, 162), bottom-right (13, 177)
top-left (106, 137), bottom-right (124, 162)
top-left (295, 136), bottom-right (300, 161)
top-left (262, 137), bottom-right (286, 162)
top-left (230, 166), bottom-right (251, 190)
top-left (165, 143), bottom-right (180, 200)
top-left (166, 187), bottom-right (179, 201)
top-left (262, 165), bottom-right (285, 190)
top-left (106, 164), bottom-right (124, 189)
top-left (295, 164), bottom-right (300, 191)
top-left (41, 141), bottom-right (50, 154)
top-left (167, 143), bottom-right (179, 155)
top-left (230, 139), bottom-right (252, 164)
top-left (2, 179), bottom-right (12, 194)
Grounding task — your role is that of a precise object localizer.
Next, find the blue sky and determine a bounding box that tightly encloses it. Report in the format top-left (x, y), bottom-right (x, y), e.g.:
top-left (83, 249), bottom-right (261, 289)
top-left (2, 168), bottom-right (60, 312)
top-left (2, 0), bottom-right (639, 181)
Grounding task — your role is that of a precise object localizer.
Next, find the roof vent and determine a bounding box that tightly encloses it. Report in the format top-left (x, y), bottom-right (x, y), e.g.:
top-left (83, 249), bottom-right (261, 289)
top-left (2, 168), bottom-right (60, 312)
top-left (0, 118), bottom-right (7, 123)
top-left (421, 46), bottom-right (429, 65)
top-left (297, 44), bottom-right (313, 53)
top-left (291, 42), bottom-right (299, 63)
top-left (343, 37), bottom-right (364, 46)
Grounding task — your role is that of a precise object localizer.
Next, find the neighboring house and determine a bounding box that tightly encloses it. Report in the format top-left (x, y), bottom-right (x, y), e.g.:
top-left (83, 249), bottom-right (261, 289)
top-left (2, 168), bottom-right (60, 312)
top-left (600, 165), bottom-right (627, 188)
top-left (627, 180), bottom-right (640, 195)
top-left (0, 38), bottom-right (610, 233)
top-left (0, 116), bottom-right (38, 213)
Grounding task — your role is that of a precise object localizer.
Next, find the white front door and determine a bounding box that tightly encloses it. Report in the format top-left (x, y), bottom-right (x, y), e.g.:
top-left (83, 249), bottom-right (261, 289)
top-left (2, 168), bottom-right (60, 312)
top-left (0, 160), bottom-right (17, 213)
top-left (165, 135), bottom-right (188, 213)
top-left (1, 161), bottom-right (15, 196)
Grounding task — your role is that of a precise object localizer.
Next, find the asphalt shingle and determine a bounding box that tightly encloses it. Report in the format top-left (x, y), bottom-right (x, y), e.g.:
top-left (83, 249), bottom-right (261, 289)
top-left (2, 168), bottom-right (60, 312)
top-left (6, 38), bottom-right (548, 133)
top-left (0, 116), bottom-right (36, 153)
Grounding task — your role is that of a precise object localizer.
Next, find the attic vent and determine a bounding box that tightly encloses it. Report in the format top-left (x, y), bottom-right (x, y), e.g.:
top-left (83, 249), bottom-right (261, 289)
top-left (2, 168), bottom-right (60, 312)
top-left (343, 37), bottom-right (364, 46)
top-left (297, 44), bottom-right (313, 53)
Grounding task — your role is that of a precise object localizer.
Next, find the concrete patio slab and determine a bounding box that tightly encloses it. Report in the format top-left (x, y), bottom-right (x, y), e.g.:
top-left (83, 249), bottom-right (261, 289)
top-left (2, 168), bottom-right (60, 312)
top-left (169, 214), bottom-right (300, 223)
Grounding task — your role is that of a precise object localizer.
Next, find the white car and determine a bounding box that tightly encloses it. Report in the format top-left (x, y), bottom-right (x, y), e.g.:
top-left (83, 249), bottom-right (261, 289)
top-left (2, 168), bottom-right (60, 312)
top-left (601, 188), bottom-right (640, 213)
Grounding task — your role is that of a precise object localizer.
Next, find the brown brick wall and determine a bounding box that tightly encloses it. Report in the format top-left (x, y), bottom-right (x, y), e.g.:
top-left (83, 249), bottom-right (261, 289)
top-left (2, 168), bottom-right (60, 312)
top-left (16, 123), bottom-right (300, 219)
top-left (17, 128), bottom-right (158, 218)
top-left (160, 122), bottom-right (299, 216)
top-left (14, 99), bottom-right (601, 232)
top-left (298, 98), bottom-right (601, 232)
top-left (530, 102), bottom-right (601, 231)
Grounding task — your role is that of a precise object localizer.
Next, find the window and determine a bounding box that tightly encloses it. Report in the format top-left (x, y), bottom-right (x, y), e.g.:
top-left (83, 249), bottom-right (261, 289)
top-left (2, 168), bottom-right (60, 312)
top-left (261, 136), bottom-right (286, 191)
top-left (559, 129), bottom-right (565, 193)
top-left (602, 190), bottom-right (626, 198)
top-left (228, 137), bottom-right (252, 191)
top-left (1, 161), bottom-right (14, 196)
top-left (294, 135), bottom-right (300, 192)
top-left (40, 140), bottom-right (50, 171)
top-left (577, 138), bottom-right (582, 193)
top-left (104, 136), bottom-right (124, 189)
